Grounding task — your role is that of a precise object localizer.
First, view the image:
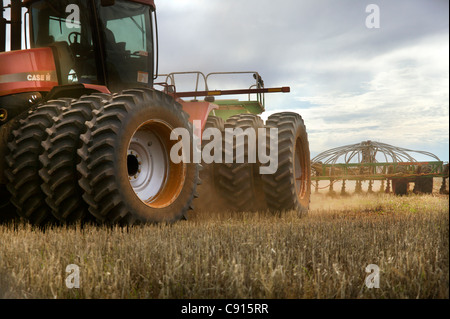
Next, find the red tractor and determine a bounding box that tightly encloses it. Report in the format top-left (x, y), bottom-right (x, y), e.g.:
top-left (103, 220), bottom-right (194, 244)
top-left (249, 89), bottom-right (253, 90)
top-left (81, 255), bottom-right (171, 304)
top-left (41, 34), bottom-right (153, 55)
top-left (0, 0), bottom-right (311, 225)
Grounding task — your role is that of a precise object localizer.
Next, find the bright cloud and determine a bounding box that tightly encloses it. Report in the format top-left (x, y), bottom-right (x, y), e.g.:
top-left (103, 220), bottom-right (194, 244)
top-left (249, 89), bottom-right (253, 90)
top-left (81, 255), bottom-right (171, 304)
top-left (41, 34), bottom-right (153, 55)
top-left (289, 33), bottom-right (449, 160)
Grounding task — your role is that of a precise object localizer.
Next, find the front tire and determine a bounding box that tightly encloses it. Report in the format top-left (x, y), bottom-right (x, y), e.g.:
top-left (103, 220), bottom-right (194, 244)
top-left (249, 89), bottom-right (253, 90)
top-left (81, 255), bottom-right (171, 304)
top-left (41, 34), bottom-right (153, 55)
top-left (77, 88), bottom-right (199, 225)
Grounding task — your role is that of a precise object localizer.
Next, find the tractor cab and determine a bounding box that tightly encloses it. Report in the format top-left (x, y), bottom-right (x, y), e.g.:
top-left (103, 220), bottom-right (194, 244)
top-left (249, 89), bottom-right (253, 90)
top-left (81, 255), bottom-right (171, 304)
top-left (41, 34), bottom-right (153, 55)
top-left (25, 0), bottom-right (156, 93)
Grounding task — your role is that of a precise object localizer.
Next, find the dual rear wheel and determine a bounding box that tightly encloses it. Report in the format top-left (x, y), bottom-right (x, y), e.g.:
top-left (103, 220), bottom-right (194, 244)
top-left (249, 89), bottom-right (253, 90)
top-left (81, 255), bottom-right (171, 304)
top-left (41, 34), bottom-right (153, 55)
top-left (4, 89), bottom-right (198, 225)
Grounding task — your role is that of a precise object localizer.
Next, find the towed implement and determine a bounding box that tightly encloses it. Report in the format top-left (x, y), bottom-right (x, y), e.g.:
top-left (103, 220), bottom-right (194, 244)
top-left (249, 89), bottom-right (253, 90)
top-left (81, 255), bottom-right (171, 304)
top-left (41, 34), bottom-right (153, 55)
top-left (311, 140), bottom-right (449, 196)
top-left (0, 0), bottom-right (311, 225)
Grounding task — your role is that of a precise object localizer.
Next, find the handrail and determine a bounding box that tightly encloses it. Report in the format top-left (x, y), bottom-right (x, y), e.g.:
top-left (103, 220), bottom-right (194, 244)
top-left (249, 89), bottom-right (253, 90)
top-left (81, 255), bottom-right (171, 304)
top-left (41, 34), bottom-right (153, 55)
top-left (157, 71), bottom-right (208, 95)
top-left (155, 71), bottom-right (267, 107)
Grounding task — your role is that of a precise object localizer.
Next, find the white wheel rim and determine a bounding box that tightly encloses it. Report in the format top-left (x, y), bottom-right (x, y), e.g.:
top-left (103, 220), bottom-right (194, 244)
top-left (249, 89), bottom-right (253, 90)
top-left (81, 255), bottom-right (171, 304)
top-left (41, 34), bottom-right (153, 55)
top-left (128, 128), bottom-right (168, 203)
top-left (127, 120), bottom-right (187, 209)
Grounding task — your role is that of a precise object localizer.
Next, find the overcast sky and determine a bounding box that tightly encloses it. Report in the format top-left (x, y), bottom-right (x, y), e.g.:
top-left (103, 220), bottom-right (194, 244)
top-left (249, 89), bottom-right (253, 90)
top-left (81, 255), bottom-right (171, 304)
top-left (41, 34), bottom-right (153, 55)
top-left (3, 0), bottom-right (448, 161)
top-left (156, 0), bottom-right (449, 161)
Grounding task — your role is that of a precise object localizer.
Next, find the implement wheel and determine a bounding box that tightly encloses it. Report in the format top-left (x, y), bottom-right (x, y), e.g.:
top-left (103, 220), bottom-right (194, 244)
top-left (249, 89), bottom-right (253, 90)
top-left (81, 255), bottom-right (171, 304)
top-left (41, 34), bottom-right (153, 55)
top-left (392, 178), bottom-right (408, 195)
top-left (413, 165), bottom-right (433, 194)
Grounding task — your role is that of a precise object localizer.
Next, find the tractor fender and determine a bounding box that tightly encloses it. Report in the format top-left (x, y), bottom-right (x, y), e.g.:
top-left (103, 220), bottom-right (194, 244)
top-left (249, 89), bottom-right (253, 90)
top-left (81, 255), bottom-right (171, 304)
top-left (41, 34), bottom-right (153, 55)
top-left (178, 100), bottom-right (218, 138)
top-left (44, 83), bottom-right (111, 101)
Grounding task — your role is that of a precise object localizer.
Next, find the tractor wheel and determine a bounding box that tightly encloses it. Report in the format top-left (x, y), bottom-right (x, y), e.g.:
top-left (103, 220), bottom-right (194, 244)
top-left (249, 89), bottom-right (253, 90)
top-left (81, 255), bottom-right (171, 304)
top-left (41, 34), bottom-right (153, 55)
top-left (194, 115), bottom-right (228, 213)
top-left (216, 113), bottom-right (266, 212)
top-left (4, 100), bottom-right (71, 225)
top-left (77, 88), bottom-right (199, 225)
top-left (39, 94), bottom-right (111, 224)
top-left (261, 112), bottom-right (311, 216)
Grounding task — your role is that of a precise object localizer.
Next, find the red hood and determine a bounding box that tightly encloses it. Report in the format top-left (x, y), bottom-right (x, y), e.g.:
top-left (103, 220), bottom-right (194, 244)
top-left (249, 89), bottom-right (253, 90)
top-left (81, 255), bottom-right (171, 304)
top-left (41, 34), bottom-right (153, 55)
top-left (0, 48), bottom-right (59, 97)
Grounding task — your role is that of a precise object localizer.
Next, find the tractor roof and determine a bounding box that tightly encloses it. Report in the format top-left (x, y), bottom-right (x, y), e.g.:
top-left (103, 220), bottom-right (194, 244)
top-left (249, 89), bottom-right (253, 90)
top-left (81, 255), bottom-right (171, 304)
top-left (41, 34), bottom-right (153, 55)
top-left (22, 0), bottom-right (156, 10)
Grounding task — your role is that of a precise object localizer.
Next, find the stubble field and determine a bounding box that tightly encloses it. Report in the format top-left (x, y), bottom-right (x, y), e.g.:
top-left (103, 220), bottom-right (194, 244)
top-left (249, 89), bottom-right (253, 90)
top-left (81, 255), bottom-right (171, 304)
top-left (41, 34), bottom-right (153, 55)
top-left (0, 192), bottom-right (448, 299)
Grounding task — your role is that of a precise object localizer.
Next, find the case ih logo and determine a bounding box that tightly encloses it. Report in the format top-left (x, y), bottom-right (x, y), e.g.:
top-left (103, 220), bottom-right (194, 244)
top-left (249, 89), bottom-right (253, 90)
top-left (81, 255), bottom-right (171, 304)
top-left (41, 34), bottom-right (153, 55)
top-left (0, 71), bottom-right (57, 84)
top-left (27, 72), bottom-right (52, 82)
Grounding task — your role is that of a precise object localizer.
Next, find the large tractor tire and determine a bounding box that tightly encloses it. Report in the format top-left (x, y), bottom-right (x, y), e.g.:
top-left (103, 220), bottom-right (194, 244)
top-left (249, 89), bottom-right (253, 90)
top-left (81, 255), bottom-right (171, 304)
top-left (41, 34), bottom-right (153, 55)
top-left (39, 94), bottom-right (111, 224)
top-left (77, 88), bottom-right (199, 225)
top-left (194, 115), bottom-right (228, 213)
top-left (4, 100), bottom-right (70, 225)
top-left (216, 113), bottom-right (266, 212)
top-left (261, 112), bottom-right (311, 216)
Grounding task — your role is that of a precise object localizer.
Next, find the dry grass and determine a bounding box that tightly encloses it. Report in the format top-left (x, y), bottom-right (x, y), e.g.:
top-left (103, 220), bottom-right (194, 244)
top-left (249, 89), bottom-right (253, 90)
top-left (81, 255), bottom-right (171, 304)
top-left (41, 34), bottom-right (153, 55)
top-left (0, 193), bottom-right (448, 299)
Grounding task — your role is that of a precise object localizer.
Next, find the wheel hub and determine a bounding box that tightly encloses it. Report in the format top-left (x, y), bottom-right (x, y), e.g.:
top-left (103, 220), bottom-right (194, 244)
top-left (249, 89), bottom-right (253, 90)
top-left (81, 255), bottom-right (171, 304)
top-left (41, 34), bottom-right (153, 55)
top-left (127, 128), bottom-right (168, 204)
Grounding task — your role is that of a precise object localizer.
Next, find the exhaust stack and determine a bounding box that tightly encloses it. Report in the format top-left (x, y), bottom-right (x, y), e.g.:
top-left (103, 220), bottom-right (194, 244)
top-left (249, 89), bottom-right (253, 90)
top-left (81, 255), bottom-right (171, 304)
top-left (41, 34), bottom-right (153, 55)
top-left (10, 0), bottom-right (21, 50)
top-left (1, 0), bottom-right (6, 52)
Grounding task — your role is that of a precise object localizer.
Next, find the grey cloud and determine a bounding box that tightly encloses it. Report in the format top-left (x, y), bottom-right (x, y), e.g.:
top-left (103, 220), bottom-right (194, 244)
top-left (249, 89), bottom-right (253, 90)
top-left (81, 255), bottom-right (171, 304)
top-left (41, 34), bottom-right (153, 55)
top-left (155, 0), bottom-right (450, 160)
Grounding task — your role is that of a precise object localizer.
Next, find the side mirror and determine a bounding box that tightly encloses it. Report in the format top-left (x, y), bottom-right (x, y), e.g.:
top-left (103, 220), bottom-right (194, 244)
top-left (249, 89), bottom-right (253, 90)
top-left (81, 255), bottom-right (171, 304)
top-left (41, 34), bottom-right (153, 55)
top-left (101, 0), bottom-right (115, 6)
